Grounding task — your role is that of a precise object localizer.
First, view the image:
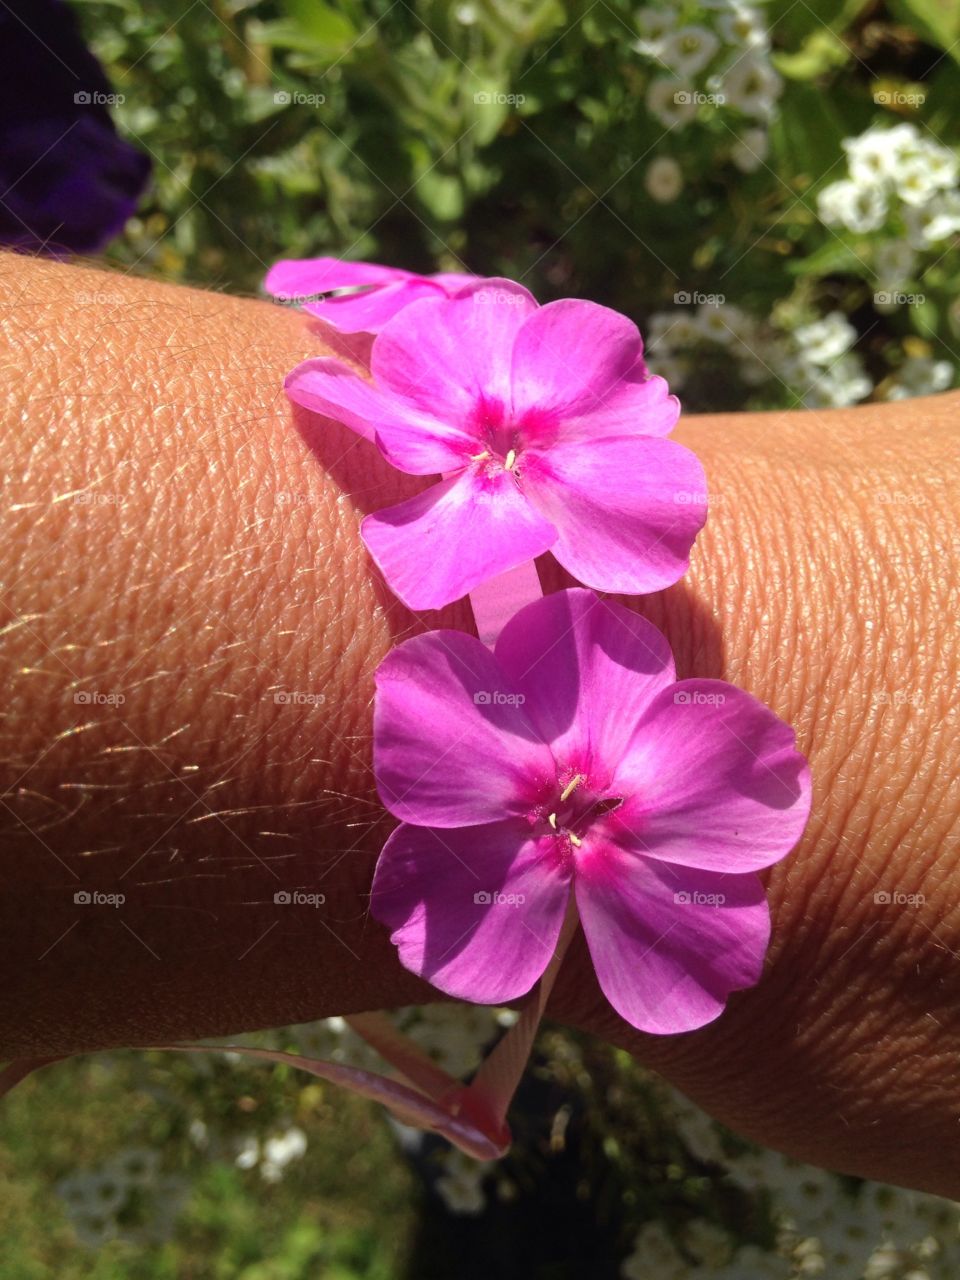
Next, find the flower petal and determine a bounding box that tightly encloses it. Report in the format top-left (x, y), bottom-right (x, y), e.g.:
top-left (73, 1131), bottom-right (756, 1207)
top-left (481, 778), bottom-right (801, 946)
top-left (522, 434), bottom-right (707, 593)
top-left (362, 469), bottom-right (557, 611)
top-left (511, 299), bottom-right (652, 421)
top-left (371, 820), bottom-right (571, 1004)
top-left (304, 279), bottom-right (444, 333)
top-left (374, 629), bottom-right (555, 826)
top-left (574, 849), bottom-right (770, 1033)
top-left (560, 373), bottom-right (679, 441)
top-left (371, 278), bottom-right (538, 419)
top-left (606, 680), bottom-right (811, 873)
top-left (265, 256), bottom-right (409, 298)
top-left (494, 589), bottom-right (675, 782)
top-left (284, 357), bottom-right (473, 470)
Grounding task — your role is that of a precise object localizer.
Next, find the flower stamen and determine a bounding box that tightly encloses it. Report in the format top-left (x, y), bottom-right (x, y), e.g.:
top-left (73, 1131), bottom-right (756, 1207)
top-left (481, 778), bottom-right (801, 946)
top-left (559, 774), bottom-right (585, 803)
top-left (547, 812), bottom-right (558, 830)
top-left (503, 448), bottom-right (517, 470)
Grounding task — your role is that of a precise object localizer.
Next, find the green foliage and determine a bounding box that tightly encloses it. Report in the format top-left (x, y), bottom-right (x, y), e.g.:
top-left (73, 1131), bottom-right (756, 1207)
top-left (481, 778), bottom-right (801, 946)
top-left (73, 0), bottom-right (960, 409)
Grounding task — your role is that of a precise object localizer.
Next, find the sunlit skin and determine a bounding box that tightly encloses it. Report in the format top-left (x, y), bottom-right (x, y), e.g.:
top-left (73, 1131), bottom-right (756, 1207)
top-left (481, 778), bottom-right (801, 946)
top-left (1, 252), bottom-right (958, 1196)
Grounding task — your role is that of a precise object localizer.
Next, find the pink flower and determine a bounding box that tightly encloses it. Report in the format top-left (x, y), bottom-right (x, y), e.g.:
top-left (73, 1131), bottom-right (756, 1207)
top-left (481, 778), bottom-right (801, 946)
top-left (285, 279), bottom-right (705, 610)
top-left (370, 589), bottom-right (811, 1034)
top-left (264, 256), bottom-right (481, 333)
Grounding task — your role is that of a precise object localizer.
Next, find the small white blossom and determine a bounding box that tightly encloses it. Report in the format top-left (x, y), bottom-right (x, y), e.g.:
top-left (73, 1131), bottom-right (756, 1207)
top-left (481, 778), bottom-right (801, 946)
top-left (817, 178), bottom-right (888, 233)
top-left (718, 4), bottom-right (771, 53)
top-left (795, 312), bottom-right (857, 365)
top-left (884, 355), bottom-right (954, 399)
top-left (645, 156), bottom-right (684, 202)
top-left (660, 25), bottom-right (721, 78)
top-left (621, 1221), bottom-right (688, 1280)
top-left (435, 1149), bottom-right (492, 1215)
top-left (874, 238), bottom-right (918, 284)
top-left (722, 54), bottom-right (782, 120)
top-left (905, 190), bottom-right (960, 245)
top-left (646, 78), bottom-right (700, 129)
top-left (731, 127), bottom-right (769, 172)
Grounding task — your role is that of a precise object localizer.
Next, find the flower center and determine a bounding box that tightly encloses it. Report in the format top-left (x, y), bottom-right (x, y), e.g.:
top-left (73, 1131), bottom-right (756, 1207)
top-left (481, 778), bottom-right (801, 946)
top-left (544, 773), bottom-right (622, 849)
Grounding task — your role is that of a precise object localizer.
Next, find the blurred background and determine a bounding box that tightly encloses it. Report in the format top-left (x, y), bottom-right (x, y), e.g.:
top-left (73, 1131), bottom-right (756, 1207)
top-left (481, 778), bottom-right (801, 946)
top-left (2, 1), bottom-right (960, 1276)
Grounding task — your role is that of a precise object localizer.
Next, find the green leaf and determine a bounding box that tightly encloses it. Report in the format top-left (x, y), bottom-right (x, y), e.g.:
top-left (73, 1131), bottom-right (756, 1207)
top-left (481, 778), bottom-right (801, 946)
top-left (770, 82), bottom-right (849, 183)
top-left (774, 30), bottom-right (851, 81)
top-left (279, 0), bottom-right (357, 48)
top-left (787, 238), bottom-right (865, 277)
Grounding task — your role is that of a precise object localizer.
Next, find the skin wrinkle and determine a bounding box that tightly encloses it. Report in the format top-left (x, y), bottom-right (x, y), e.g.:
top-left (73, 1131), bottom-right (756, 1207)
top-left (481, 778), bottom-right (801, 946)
top-left (1, 254), bottom-right (959, 1195)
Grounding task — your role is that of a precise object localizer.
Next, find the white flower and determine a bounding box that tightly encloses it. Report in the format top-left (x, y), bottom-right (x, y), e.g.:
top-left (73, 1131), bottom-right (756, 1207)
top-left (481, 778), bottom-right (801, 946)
top-left (874, 238), bottom-right (917, 285)
top-left (718, 4), bottom-right (771, 52)
top-left (884, 355), bottom-right (954, 399)
top-left (897, 153), bottom-right (946, 207)
top-left (263, 1126), bottom-right (307, 1168)
top-left (844, 128), bottom-right (906, 186)
top-left (795, 312), bottom-right (857, 365)
top-left (645, 156), bottom-right (684, 202)
top-left (695, 304), bottom-right (743, 345)
top-left (646, 78), bottom-right (699, 128)
top-left (731, 127), bottom-right (769, 172)
top-left (662, 1087), bottom-right (727, 1163)
top-left (686, 1217), bottom-right (733, 1266)
top-left (905, 190), bottom-right (960, 245)
top-left (636, 6), bottom-right (679, 39)
top-left (660, 25), bottom-right (721, 77)
top-left (234, 1136), bottom-right (260, 1170)
top-left (435, 1150), bottom-right (491, 1216)
top-left (621, 1222), bottom-right (688, 1280)
top-left (402, 1003), bottom-right (502, 1077)
top-left (722, 54), bottom-right (782, 119)
top-left (802, 353), bottom-right (872, 407)
top-left (817, 179), bottom-right (888, 233)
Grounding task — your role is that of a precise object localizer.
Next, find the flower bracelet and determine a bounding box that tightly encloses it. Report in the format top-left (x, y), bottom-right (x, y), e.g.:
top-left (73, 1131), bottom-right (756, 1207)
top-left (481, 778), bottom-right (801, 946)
top-left (2, 258), bottom-right (811, 1163)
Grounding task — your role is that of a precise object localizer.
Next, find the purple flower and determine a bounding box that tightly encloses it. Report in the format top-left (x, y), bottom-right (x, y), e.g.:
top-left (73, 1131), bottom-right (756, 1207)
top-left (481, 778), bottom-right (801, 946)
top-left (264, 256), bottom-right (481, 333)
top-left (285, 279), bottom-right (705, 610)
top-left (0, 0), bottom-right (149, 255)
top-left (371, 589), bottom-right (811, 1034)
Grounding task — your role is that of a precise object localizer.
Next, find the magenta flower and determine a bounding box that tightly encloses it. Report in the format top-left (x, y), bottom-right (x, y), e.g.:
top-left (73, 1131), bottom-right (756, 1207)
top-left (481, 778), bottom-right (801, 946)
top-left (285, 279), bottom-right (705, 610)
top-left (371, 589), bottom-right (811, 1034)
top-left (264, 256), bottom-right (481, 333)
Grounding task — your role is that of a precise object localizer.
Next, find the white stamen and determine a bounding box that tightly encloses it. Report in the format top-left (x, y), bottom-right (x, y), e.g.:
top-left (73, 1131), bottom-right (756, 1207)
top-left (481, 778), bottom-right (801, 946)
top-left (559, 774), bottom-right (585, 803)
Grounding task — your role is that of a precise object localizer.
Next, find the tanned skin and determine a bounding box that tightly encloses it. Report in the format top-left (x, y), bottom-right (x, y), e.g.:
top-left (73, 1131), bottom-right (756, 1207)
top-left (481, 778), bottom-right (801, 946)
top-left (1, 253), bottom-right (958, 1195)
